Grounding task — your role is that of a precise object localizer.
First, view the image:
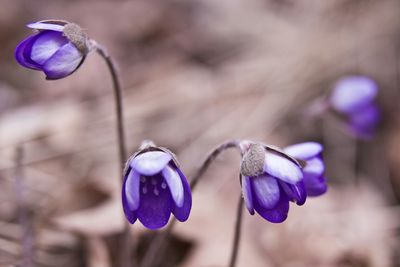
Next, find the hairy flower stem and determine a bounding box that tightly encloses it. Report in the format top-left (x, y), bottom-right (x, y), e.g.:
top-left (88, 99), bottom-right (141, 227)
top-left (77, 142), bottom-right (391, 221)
top-left (15, 146), bottom-right (33, 267)
top-left (95, 45), bottom-right (131, 267)
top-left (140, 140), bottom-right (242, 267)
top-left (228, 196), bottom-right (244, 267)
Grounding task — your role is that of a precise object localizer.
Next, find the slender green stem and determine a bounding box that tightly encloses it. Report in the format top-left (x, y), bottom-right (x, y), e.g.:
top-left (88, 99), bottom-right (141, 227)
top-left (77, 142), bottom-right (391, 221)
top-left (95, 45), bottom-right (131, 267)
top-left (228, 196), bottom-right (244, 267)
top-left (140, 140), bottom-right (242, 267)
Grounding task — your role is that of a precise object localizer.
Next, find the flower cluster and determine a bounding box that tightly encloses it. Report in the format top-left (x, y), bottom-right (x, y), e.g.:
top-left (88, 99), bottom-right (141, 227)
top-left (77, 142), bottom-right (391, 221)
top-left (240, 141), bottom-right (327, 223)
top-left (330, 76), bottom-right (380, 139)
top-left (15, 20), bottom-right (89, 80)
top-left (14, 20), bottom-right (329, 229)
top-left (122, 145), bottom-right (192, 229)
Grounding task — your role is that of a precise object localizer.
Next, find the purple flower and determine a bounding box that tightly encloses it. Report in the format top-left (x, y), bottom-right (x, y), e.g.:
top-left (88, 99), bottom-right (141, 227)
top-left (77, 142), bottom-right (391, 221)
top-left (240, 142), bottom-right (305, 223)
top-left (15, 20), bottom-right (89, 80)
top-left (330, 76), bottom-right (380, 139)
top-left (122, 146), bottom-right (192, 229)
top-left (284, 142), bottom-right (327, 196)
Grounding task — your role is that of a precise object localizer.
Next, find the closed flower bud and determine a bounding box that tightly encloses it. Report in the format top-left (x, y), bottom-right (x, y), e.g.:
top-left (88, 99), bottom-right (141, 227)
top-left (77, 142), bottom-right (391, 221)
top-left (122, 142), bottom-right (192, 230)
top-left (15, 20), bottom-right (90, 80)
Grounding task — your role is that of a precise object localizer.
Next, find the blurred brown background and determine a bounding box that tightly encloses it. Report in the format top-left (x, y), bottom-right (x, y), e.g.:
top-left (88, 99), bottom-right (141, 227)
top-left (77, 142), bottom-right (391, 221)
top-left (1, 0), bottom-right (400, 266)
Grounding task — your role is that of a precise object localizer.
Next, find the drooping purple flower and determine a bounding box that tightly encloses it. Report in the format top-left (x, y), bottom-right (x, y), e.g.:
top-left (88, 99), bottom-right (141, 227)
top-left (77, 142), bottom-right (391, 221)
top-left (330, 76), bottom-right (380, 139)
top-left (284, 142), bottom-right (327, 196)
top-left (122, 145), bottom-right (192, 230)
top-left (240, 142), bottom-right (305, 223)
top-left (15, 20), bottom-right (89, 80)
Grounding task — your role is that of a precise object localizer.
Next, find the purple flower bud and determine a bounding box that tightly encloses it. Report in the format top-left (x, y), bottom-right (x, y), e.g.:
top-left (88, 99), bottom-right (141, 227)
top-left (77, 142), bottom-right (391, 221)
top-left (284, 142), bottom-right (327, 197)
top-left (330, 76), bottom-right (380, 139)
top-left (122, 145), bottom-right (192, 230)
top-left (15, 20), bottom-right (89, 80)
top-left (240, 142), bottom-right (305, 223)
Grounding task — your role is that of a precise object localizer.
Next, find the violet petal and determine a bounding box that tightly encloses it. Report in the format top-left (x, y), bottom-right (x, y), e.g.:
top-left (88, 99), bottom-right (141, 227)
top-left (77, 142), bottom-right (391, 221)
top-left (171, 167), bottom-right (192, 222)
top-left (264, 152), bottom-right (303, 184)
top-left (241, 175), bottom-right (254, 215)
top-left (304, 174), bottom-right (328, 196)
top-left (303, 157), bottom-right (325, 177)
top-left (125, 169), bottom-right (141, 211)
top-left (137, 174), bottom-right (172, 229)
top-left (280, 180), bottom-right (307, 206)
top-left (348, 104), bottom-right (380, 139)
top-left (284, 142), bottom-right (323, 160)
top-left (43, 42), bottom-right (84, 80)
top-left (330, 76), bottom-right (378, 113)
top-left (253, 188), bottom-right (289, 223)
top-left (252, 175), bottom-right (280, 209)
top-left (15, 35), bottom-right (41, 70)
top-left (27, 22), bottom-right (65, 32)
top-left (131, 151), bottom-right (172, 176)
top-left (30, 31), bottom-right (68, 65)
top-left (122, 170), bottom-right (138, 224)
top-left (162, 166), bottom-right (184, 207)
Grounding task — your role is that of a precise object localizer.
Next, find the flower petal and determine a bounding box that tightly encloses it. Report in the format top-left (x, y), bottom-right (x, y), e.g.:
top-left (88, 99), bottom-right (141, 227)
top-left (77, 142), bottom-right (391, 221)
top-left (330, 76), bottom-right (378, 114)
top-left (171, 167), bottom-right (192, 222)
top-left (264, 152), bottom-right (303, 184)
top-left (42, 42), bottom-right (84, 80)
top-left (280, 181), bottom-right (307, 205)
top-left (284, 142), bottom-right (323, 160)
top-left (125, 169), bottom-right (141, 211)
top-left (303, 157), bottom-right (325, 177)
top-left (131, 151), bottom-right (172, 176)
top-left (15, 35), bottom-right (41, 69)
top-left (252, 175), bottom-right (280, 209)
top-left (122, 170), bottom-right (137, 224)
top-left (27, 22), bottom-right (65, 32)
top-left (30, 31), bottom-right (68, 65)
top-left (304, 174), bottom-right (328, 196)
top-left (348, 104), bottom-right (380, 139)
top-left (253, 188), bottom-right (289, 223)
top-left (162, 166), bottom-right (184, 207)
top-left (137, 174), bottom-right (172, 229)
top-left (241, 175), bottom-right (254, 215)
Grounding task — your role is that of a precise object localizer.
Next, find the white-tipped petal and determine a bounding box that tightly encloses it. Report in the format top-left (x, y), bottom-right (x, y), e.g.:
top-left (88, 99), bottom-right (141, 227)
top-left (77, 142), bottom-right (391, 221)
top-left (27, 22), bottom-right (65, 32)
top-left (264, 152), bottom-right (303, 184)
top-left (125, 170), bottom-right (141, 210)
top-left (162, 166), bottom-right (184, 207)
top-left (284, 142), bottom-right (323, 160)
top-left (241, 176), bottom-right (254, 214)
top-left (131, 151), bottom-right (172, 176)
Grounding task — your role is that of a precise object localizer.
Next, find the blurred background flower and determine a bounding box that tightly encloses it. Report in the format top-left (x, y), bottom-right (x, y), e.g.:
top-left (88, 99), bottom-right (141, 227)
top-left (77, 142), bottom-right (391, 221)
top-left (329, 76), bottom-right (380, 139)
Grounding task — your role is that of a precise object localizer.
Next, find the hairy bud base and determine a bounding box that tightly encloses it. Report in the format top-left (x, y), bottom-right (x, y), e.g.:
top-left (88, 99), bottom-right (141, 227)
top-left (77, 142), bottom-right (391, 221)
top-left (241, 143), bottom-right (265, 177)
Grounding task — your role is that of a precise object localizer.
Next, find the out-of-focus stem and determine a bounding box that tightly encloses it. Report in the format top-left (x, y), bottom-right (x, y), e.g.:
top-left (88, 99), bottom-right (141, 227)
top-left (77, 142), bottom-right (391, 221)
top-left (228, 196), bottom-right (244, 267)
top-left (95, 44), bottom-right (131, 267)
top-left (140, 140), bottom-right (242, 267)
top-left (15, 146), bottom-right (33, 267)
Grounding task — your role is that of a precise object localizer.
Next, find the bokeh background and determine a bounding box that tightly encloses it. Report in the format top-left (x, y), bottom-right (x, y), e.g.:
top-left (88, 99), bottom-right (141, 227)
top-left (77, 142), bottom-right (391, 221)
top-left (1, 0), bottom-right (400, 266)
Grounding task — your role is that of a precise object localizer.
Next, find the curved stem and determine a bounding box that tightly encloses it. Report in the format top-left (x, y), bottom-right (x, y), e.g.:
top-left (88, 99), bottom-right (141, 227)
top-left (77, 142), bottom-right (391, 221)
top-left (190, 139), bottom-right (242, 189)
top-left (140, 140), bottom-right (242, 267)
top-left (95, 45), bottom-right (131, 267)
top-left (95, 45), bottom-right (127, 169)
top-left (228, 196), bottom-right (244, 267)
